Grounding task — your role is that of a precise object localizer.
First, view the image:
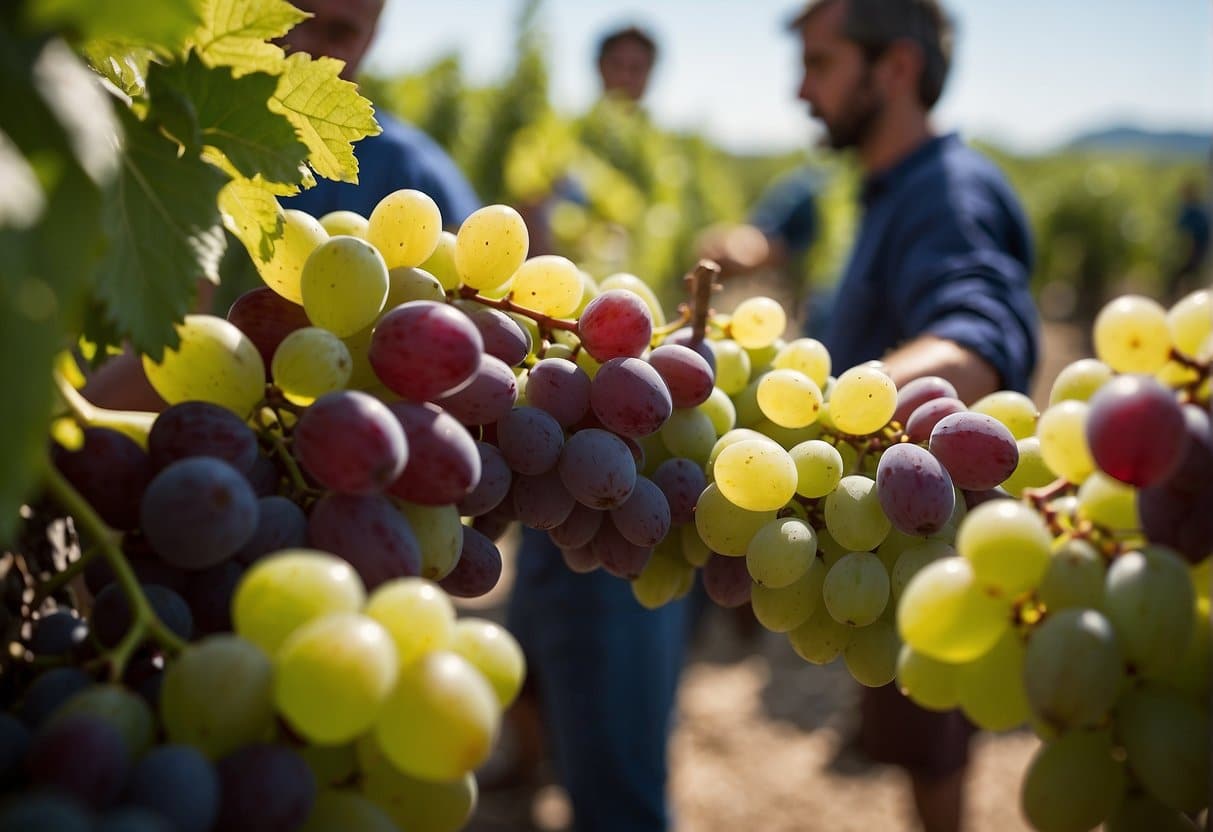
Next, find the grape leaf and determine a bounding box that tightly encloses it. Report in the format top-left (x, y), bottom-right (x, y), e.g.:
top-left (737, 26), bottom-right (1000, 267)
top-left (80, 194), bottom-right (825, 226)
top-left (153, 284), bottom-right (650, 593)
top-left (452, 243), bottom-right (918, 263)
top-left (270, 52), bottom-right (380, 184)
top-left (187, 0), bottom-right (307, 77)
top-left (26, 0), bottom-right (201, 52)
top-left (148, 55), bottom-right (309, 186)
top-left (93, 106), bottom-right (228, 359)
top-left (219, 175), bottom-right (283, 264)
top-left (81, 41), bottom-right (155, 98)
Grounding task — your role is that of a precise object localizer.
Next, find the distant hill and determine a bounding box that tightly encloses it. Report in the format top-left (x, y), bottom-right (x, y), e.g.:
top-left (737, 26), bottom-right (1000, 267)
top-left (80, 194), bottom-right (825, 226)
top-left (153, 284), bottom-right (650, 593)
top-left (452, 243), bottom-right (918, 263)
top-left (1065, 126), bottom-right (1211, 158)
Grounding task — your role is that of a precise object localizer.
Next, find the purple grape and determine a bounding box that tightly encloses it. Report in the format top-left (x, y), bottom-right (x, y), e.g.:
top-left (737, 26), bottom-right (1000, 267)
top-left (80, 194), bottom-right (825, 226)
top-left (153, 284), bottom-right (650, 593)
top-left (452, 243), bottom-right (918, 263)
top-left (27, 611), bottom-right (88, 658)
top-left (664, 327), bottom-right (716, 372)
top-left (1086, 374), bottom-right (1189, 488)
top-left (557, 428), bottom-right (637, 509)
top-left (512, 469), bottom-right (576, 530)
top-left (27, 715), bottom-right (130, 808)
top-left (651, 458), bottom-right (708, 525)
top-left (548, 503), bottom-right (604, 549)
top-left (928, 412), bottom-right (1019, 490)
top-left (140, 457), bottom-right (258, 570)
top-left (226, 286), bottom-right (311, 374)
top-left (244, 454), bottom-right (281, 497)
top-left (962, 488), bottom-right (1013, 510)
top-left (577, 290), bottom-right (653, 361)
top-left (495, 406), bottom-right (565, 475)
top-left (148, 401), bottom-right (259, 474)
top-left (875, 443), bottom-right (956, 536)
top-left (52, 428), bottom-right (151, 530)
top-left (90, 583), bottom-right (193, 647)
top-left (293, 391), bottom-right (408, 495)
top-left (1165, 405), bottom-right (1213, 492)
top-left (609, 476), bottom-right (671, 547)
top-left (591, 518), bottom-right (652, 579)
top-left (456, 442), bottom-right (512, 517)
top-left (214, 744), bottom-right (315, 832)
top-left (433, 354), bottom-right (518, 426)
top-left (590, 357), bottom-right (673, 438)
top-left (646, 344), bottom-right (714, 408)
top-left (893, 376), bottom-right (958, 426)
top-left (559, 544), bottom-right (602, 574)
top-left (703, 554), bottom-right (752, 608)
top-left (307, 494), bottom-right (422, 588)
top-left (472, 501), bottom-right (516, 542)
top-left (465, 307), bottom-right (530, 367)
top-left (182, 561), bottom-right (244, 635)
top-left (85, 540), bottom-right (188, 596)
top-left (1139, 479), bottom-right (1213, 564)
top-left (370, 301), bottom-right (483, 401)
top-left (525, 358), bottom-right (591, 427)
top-left (18, 668), bottom-right (93, 728)
top-left (387, 402), bottom-right (481, 505)
top-left (905, 397), bottom-right (967, 443)
top-left (438, 526), bottom-right (503, 598)
top-left (126, 745), bottom-right (220, 832)
top-left (234, 496), bottom-right (308, 564)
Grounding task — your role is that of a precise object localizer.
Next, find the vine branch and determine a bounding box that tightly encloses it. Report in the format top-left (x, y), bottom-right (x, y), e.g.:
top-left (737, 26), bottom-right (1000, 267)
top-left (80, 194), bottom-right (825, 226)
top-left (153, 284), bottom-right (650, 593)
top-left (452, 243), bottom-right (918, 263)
top-left (454, 286), bottom-right (579, 332)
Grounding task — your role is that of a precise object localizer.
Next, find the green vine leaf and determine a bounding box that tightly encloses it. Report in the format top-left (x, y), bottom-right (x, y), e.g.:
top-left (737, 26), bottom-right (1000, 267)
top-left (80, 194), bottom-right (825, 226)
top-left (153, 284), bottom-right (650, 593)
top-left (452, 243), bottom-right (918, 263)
top-left (219, 174), bottom-right (283, 264)
top-left (187, 0), bottom-right (308, 77)
top-left (26, 0), bottom-right (202, 53)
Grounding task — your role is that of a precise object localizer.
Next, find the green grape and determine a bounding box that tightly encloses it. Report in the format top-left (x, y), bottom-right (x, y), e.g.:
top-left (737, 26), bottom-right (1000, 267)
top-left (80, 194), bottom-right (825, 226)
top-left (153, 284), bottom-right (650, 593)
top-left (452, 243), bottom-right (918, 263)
top-left (1075, 471), bottom-right (1139, 531)
top-left (373, 650), bottom-right (500, 782)
top-left (971, 390), bottom-right (1037, 439)
top-left (834, 434), bottom-right (858, 473)
top-left (746, 339), bottom-right (782, 374)
top-left (896, 646), bottom-right (960, 711)
top-left (398, 503), bottom-right (463, 581)
top-left (1037, 538), bottom-right (1105, 612)
top-left (142, 314), bottom-right (265, 417)
top-left (454, 205), bottom-right (529, 290)
top-left (1023, 608), bottom-right (1123, 730)
top-left (301, 791), bottom-right (397, 832)
top-left (897, 557), bottom-right (1010, 662)
top-left (890, 539), bottom-right (954, 600)
top-left (756, 368), bottom-right (823, 429)
top-left (385, 266), bottom-right (446, 307)
top-left (1117, 686), bottom-right (1211, 813)
top-left (299, 743), bottom-right (357, 788)
top-left (787, 602), bottom-right (854, 664)
top-left (709, 339), bottom-right (752, 395)
top-left (1105, 794), bottom-right (1201, 832)
top-left (510, 255), bottom-right (583, 317)
top-left (367, 188), bottom-right (443, 269)
top-left (257, 208), bottom-right (327, 303)
top-left (572, 268), bottom-right (600, 317)
top-left (730, 296), bottom-right (786, 349)
top-left (1093, 294), bottom-right (1172, 373)
top-left (823, 475), bottom-right (890, 551)
top-left (828, 366), bottom-right (897, 435)
top-left (659, 408), bottom-right (718, 463)
top-left (359, 737), bottom-right (478, 832)
top-left (823, 551), bottom-right (889, 627)
top-left (600, 272), bottom-right (664, 326)
top-left (746, 517), bottom-right (818, 588)
top-left (1020, 730), bottom-right (1125, 832)
top-left (632, 548), bottom-right (694, 609)
top-left (843, 619), bottom-right (901, 687)
top-left (301, 236), bottom-right (390, 338)
top-left (1001, 437), bottom-right (1057, 497)
top-left (53, 685), bottom-right (154, 758)
top-left (319, 210), bottom-right (369, 239)
top-left (543, 342), bottom-right (575, 363)
top-left (875, 527), bottom-right (927, 573)
top-left (754, 419), bottom-right (820, 450)
top-left (731, 374), bottom-right (765, 428)
top-left (694, 483), bottom-right (777, 555)
top-left (713, 438), bottom-right (798, 512)
top-left (449, 618), bottom-right (526, 708)
top-left (816, 527), bottom-right (849, 568)
top-left (636, 431), bottom-right (672, 475)
top-left (420, 230), bottom-right (461, 291)
top-left (341, 325), bottom-right (378, 390)
top-left (1166, 288), bottom-right (1212, 357)
top-left (1038, 400), bottom-right (1096, 483)
top-left (271, 326), bottom-right (352, 405)
top-left (956, 500), bottom-right (1052, 596)
top-left (956, 628), bottom-right (1029, 731)
top-left (1159, 596), bottom-right (1210, 700)
top-left (697, 387), bottom-right (737, 435)
top-left (275, 613), bottom-right (398, 744)
top-left (365, 577), bottom-right (456, 666)
top-left (1103, 545), bottom-right (1195, 677)
top-left (752, 558), bottom-right (824, 633)
top-left (160, 635), bottom-right (275, 758)
top-left (772, 337), bottom-right (831, 387)
top-left (680, 522), bottom-right (711, 567)
top-left (233, 550), bottom-right (366, 656)
top-left (1047, 358), bottom-right (1114, 405)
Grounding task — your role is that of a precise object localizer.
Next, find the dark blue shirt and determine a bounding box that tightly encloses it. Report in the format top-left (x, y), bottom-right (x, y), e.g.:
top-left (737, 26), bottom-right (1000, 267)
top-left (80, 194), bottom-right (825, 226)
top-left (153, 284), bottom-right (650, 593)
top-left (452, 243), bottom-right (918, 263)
top-left (751, 168), bottom-right (821, 254)
top-left (820, 133), bottom-right (1038, 394)
top-left (283, 111), bottom-right (480, 228)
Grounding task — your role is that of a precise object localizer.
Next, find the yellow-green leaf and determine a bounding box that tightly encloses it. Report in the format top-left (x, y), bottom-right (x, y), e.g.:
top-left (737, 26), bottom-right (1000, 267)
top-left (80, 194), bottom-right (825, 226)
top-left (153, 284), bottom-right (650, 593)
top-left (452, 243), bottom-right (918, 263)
top-left (270, 53), bottom-right (380, 184)
top-left (188, 0), bottom-right (307, 77)
top-left (27, 0), bottom-right (201, 52)
top-left (219, 175), bottom-right (283, 264)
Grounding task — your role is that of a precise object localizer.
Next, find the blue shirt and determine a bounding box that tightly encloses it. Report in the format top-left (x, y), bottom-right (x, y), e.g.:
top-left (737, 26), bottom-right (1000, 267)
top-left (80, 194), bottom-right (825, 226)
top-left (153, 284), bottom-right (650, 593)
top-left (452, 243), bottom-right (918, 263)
top-left (820, 133), bottom-right (1038, 394)
top-left (751, 168), bottom-right (821, 254)
top-left (284, 111), bottom-right (480, 228)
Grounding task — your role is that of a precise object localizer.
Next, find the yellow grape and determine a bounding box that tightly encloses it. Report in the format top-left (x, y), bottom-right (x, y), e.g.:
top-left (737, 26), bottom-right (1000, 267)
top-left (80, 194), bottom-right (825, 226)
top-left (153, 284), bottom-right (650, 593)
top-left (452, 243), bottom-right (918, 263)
top-left (1037, 400), bottom-right (1095, 483)
top-left (271, 326), bottom-right (352, 405)
top-left (319, 210), bottom-right (369, 238)
top-left (843, 619), bottom-right (901, 687)
top-left (787, 602), bottom-right (854, 664)
top-left (659, 408), bottom-right (717, 463)
top-left (341, 325), bottom-right (378, 390)
top-left (772, 337), bottom-right (832, 387)
top-left (694, 483), bottom-right (777, 556)
top-left (956, 500), bottom-right (1052, 596)
top-left (1076, 471), bottom-right (1139, 531)
top-left (358, 738), bottom-right (478, 832)
top-left (367, 189), bottom-right (443, 269)
top-left (897, 557), bottom-right (1010, 663)
top-left (680, 522), bottom-right (712, 567)
top-left (301, 791), bottom-right (396, 832)
top-left (751, 558), bottom-right (824, 632)
top-left (956, 628), bottom-right (1029, 731)
top-left (971, 390), bottom-right (1037, 439)
top-left (1001, 437), bottom-right (1057, 497)
top-left (449, 618), bottom-right (526, 707)
top-left (256, 208), bottom-right (327, 303)
top-left (509, 255), bottom-right (582, 317)
top-left (823, 475), bottom-right (890, 552)
top-left (364, 578), bottom-right (456, 666)
top-left (713, 438), bottom-right (798, 511)
top-left (829, 366), bottom-right (897, 435)
top-left (709, 339), bottom-right (752, 395)
top-left (756, 369), bottom-right (823, 429)
top-left (746, 517), bottom-right (818, 588)
top-left (454, 205), bottom-right (529, 290)
top-left (1167, 288), bottom-right (1212, 358)
top-left (697, 387), bottom-right (737, 435)
top-left (789, 439), bottom-right (844, 498)
top-left (420, 230), bottom-right (461, 291)
top-left (1048, 358), bottom-right (1113, 405)
top-left (730, 297), bottom-right (786, 349)
top-left (301, 236), bottom-right (389, 338)
top-left (142, 314), bottom-right (265, 417)
top-left (385, 267), bottom-right (446, 308)
top-left (822, 552), bottom-right (890, 627)
top-left (896, 646), bottom-right (960, 711)
top-left (397, 504), bottom-right (463, 581)
top-left (1092, 294), bottom-right (1171, 373)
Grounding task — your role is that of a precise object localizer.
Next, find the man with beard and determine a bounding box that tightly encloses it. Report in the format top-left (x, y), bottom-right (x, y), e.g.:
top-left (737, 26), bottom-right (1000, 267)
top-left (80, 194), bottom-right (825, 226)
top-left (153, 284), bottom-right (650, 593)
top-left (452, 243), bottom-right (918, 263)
top-left (789, 2), bottom-right (1038, 831)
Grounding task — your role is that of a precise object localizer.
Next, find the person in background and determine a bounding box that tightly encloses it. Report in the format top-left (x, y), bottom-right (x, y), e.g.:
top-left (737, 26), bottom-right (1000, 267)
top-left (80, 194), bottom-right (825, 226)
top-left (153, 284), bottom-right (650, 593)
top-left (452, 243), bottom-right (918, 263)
top-left (1169, 179), bottom-right (1210, 300)
top-left (787, 1), bottom-right (1038, 831)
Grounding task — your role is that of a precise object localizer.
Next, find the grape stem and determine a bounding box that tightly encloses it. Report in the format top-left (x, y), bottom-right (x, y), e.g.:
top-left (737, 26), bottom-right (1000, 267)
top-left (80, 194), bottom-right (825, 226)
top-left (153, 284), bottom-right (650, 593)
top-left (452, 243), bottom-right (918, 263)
top-left (42, 465), bottom-right (186, 679)
top-left (32, 544), bottom-right (100, 606)
top-left (253, 413), bottom-right (312, 500)
top-left (652, 306), bottom-right (693, 342)
top-left (686, 260), bottom-right (722, 345)
top-left (454, 286), bottom-right (579, 332)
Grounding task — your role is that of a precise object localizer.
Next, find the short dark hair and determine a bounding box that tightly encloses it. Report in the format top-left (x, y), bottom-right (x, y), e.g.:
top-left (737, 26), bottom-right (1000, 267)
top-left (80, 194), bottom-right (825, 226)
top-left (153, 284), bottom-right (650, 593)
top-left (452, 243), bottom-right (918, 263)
top-left (596, 25), bottom-right (659, 66)
top-left (789, 0), bottom-right (953, 109)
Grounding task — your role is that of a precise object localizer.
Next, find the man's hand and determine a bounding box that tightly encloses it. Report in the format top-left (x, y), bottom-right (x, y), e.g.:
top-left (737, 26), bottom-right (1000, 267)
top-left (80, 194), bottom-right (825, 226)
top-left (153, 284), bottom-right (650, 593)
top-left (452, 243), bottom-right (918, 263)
top-left (694, 223), bottom-right (778, 278)
top-left (883, 335), bottom-right (1001, 405)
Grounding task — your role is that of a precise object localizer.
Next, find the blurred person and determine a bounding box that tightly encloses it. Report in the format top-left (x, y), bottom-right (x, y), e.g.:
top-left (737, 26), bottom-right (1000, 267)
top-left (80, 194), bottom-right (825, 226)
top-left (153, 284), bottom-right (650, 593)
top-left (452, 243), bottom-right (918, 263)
top-left (1169, 179), bottom-right (1210, 299)
top-left (597, 24), bottom-right (659, 104)
top-left (786, 1), bottom-right (1038, 831)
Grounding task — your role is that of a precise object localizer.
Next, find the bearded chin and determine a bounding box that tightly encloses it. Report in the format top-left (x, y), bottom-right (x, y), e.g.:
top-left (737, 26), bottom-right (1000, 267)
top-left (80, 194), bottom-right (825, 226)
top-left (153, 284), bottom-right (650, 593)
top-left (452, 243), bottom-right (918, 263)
top-left (824, 82), bottom-right (883, 150)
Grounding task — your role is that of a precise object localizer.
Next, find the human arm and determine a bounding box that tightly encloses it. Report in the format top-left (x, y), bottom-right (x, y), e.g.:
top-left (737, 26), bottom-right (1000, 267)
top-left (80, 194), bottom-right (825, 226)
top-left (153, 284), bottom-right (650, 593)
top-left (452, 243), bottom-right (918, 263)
top-left (883, 334), bottom-right (1000, 404)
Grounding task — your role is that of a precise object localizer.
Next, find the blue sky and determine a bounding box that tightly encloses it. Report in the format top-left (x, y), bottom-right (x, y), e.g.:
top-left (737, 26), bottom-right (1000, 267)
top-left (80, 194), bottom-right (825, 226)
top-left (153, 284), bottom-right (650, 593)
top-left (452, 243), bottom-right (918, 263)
top-left (366, 0), bottom-right (1211, 155)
